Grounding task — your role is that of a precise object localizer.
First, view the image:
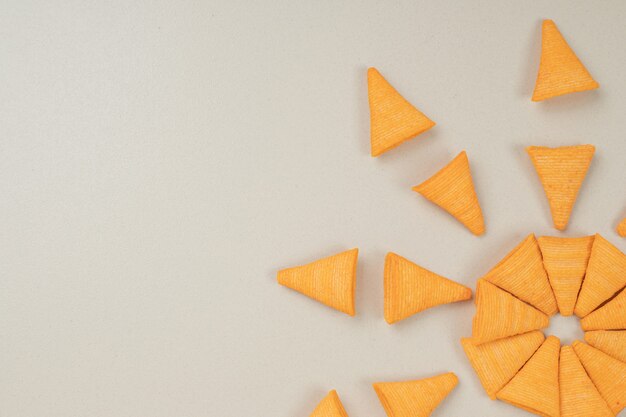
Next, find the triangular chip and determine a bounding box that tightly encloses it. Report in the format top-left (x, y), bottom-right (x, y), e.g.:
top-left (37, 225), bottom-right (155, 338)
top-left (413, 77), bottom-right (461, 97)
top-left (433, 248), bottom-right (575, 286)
top-left (373, 373), bottom-right (458, 417)
top-left (581, 288), bottom-right (626, 331)
top-left (573, 341), bottom-right (626, 414)
top-left (472, 280), bottom-right (549, 345)
top-left (483, 234), bottom-right (557, 316)
top-left (537, 235), bottom-right (594, 316)
top-left (277, 248), bottom-right (358, 315)
top-left (527, 145), bottom-right (595, 230)
top-left (559, 345), bottom-right (614, 417)
top-left (618, 218), bottom-right (626, 237)
top-left (309, 390), bottom-right (350, 417)
top-left (585, 330), bottom-right (626, 363)
top-left (461, 331), bottom-right (545, 399)
top-left (367, 68), bottom-right (435, 157)
top-left (575, 234), bottom-right (626, 317)
top-left (496, 336), bottom-right (560, 417)
top-left (532, 19), bottom-right (599, 101)
top-left (384, 252), bottom-right (472, 324)
top-left (413, 151), bottom-right (485, 235)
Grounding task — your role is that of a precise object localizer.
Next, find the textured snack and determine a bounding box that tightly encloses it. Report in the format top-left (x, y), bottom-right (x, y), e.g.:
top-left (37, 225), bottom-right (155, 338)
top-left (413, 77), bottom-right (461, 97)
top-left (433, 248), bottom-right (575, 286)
top-left (367, 68), bottom-right (435, 157)
top-left (559, 345), bottom-right (613, 417)
top-left (472, 280), bottom-right (549, 345)
top-left (277, 248), bottom-right (358, 315)
top-left (532, 19), bottom-right (599, 101)
top-left (527, 145), bottom-right (595, 231)
top-left (309, 390), bottom-right (350, 417)
top-left (575, 234), bottom-right (626, 317)
top-left (585, 330), bottom-right (626, 363)
top-left (537, 235), bottom-right (594, 316)
top-left (581, 288), bottom-right (626, 330)
top-left (413, 151), bottom-right (485, 235)
top-left (483, 234), bottom-right (557, 316)
top-left (373, 372), bottom-right (458, 417)
top-left (461, 331), bottom-right (545, 399)
top-left (496, 336), bottom-right (560, 417)
top-left (384, 252), bottom-right (472, 324)
top-left (618, 218), bottom-right (626, 237)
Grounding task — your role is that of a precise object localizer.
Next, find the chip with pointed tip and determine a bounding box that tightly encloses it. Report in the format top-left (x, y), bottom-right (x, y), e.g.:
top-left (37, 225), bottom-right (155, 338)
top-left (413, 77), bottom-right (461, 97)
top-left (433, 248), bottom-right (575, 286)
top-left (309, 390), bottom-right (350, 417)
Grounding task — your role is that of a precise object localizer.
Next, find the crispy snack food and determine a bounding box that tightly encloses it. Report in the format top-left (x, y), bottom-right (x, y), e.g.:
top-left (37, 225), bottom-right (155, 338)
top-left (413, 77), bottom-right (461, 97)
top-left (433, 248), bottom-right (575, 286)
top-left (373, 372), bottom-right (458, 417)
top-left (277, 248), bottom-right (358, 315)
top-left (532, 20), bottom-right (599, 101)
top-left (309, 390), bottom-right (350, 417)
top-left (367, 68), bottom-right (435, 157)
top-left (384, 252), bottom-right (472, 324)
top-left (618, 218), bottom-right (626, 237)
top-left (581, 288), bottom-right (626, 330)
top-left (585, 330), bottom-right (626, 363)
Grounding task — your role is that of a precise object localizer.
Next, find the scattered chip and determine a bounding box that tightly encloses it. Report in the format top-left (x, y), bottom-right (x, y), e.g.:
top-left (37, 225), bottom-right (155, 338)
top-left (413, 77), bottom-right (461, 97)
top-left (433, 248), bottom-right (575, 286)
top-left (373, 372), bottom-right (458, 417)
top-left (527, 145), bottom-right (595, 231)
top-left (277, 248), bottom-right (358, 316)
top-left (367, 68), bottom-right (435, 157)
top-left (581, 288), bottom-right (626, 331)
top-left (483, 234), bottom-right (557, 316)
top-left (537, 235), bottom-right (594, 316)
top-left (532, 19), bottom-right (599, 101)
top-left (384, 252), bottom-right (472, 324)
top-left (575, 234), bottom-right (626, 317)
top-left (585, 330), bottom-right (626, 363)
top-left (309, 390), bottom-right (350, 417)
top-left (618, 218), bottom-right (626, 237)
top-left (461, 331), bottom-right (545, 399)
top-left (413, 151), bottom-right (485, 235)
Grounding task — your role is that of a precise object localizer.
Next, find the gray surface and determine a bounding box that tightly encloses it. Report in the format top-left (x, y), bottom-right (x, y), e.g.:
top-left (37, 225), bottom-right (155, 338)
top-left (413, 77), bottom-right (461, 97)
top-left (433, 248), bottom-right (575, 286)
top-left (1, 1), bottom-right (625, 416)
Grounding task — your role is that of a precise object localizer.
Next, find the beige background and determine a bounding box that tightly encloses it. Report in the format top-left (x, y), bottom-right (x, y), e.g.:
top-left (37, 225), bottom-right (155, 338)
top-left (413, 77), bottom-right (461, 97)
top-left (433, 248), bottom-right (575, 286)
top-left (1, 1), bottom-right (625, 416)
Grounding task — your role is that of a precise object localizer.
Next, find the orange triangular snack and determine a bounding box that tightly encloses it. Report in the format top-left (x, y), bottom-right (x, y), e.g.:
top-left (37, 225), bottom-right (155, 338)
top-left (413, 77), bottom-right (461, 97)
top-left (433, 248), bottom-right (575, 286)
top-left (373, 373), bottom-right (458, 417)
top-left (413, 151), bottom-right (485, 235)
top-left (618, 218), bottom-right (626, 237)
top-left (559, 345), bottom-right (614, 417)
top-left (472, 280), bottom-right (549, 345)
top-left (527, 145), bottom-right (595, 230)
top-left (483, 234), bottom-right (557, 316)
top-left (461, 331), bottom-right (545, 399)
top-left (277, 248), bottom-right (358, 315)
top-left (575, 234), bottom-right (626, 317)
top-left (585, 330), bottom-right (626, 363)
top-left (537, 235), bottom-right (594, 316)
top-left (384, 252), bottom-right (472, 324)
top-left (309, 390), bottom-right (350, 417)
top-left (367, 68), bottom-right (435, 157)
top-left (581, 288), bottom-right (626, 331)
top-left (532, 19), bottom-right (599, 101)
top-left (573, 341), bottom-right (626, 415)
top-left (496, 336), bottom-right (560, 417)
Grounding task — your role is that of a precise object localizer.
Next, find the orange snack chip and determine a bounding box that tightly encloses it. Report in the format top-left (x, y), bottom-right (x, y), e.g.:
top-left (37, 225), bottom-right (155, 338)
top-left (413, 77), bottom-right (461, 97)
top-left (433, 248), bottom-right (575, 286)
top-left (496, 336), bottom-right (560, 417)
top-left (585, 330), bottom-right (626, 363)
top-left (581, 288), bottom-right (626, 331)
top-left (559, 345), bottom-right (613, 417)
top-left (309, 390), bottom-right (350, 417)
top-left (384, 252), bottom-right (472, 324)
top-left (413, 151), bottom-right (485, 236)
top-left (367, 68), bottom-right (435, 157)
top-left (527, 145), bottom-right (595, 231)
top-left (573, 341), bottom-right (626, 415)
top-left (472, 280), bottom-right (549, 345)
top-left (483, 234), bottom-right (557, 316)
top-left (532, 19), bottom-right (599, 101)
top-left (373, 372), bottom-right (458, 417)
top-left (575, 234), bottom-right (626, 317)
top-left (277, 248), bottom-right (358, 316)
top-left (618, 218), bottom-right (626, 237)
top-left (461, 331), bottom-right (545, 399)
top-left (537, 235), bottom-right (594, 316)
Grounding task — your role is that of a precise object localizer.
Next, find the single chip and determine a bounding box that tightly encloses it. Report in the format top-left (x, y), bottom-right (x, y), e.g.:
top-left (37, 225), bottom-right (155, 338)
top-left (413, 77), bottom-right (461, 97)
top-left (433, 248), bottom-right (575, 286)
top-left (373, 372), bottom-right (458, 417)
top-left (618, 218), bottom-right (626, 237)
top-left (575, 234), bottom-right (626, 317)
top-left (496, 336), bottom-right (560, 417)
top-left (367, 68), bottom-right (435, 157)
top-left (472, 280), bottom-right (549, 345)
top-left (483, 234), bottom-right (557, 316)
top-left (413, 151), bottom-right (485, 236)
top-left (532, 19), bottom-right (599, 101)
top-left (277, 248), bottom-right (358, 315)
top-left (309, 390), bottom-right (350, 417)
top-left (527, 145), bottom-right (595, 231)
top-left (384, 252), bottom-right (472, 324)
top-left (537, 235), bottom-right (594, 316)
top-left (585, 330), bottom-right (626, 363)
top-left (581, 288), bottom-right (626, 331)
top-left (573, 341), bottom-right (626, 415)
top-left (461, 331), bottom-right (545, 399)
top-left (559, 345), bottom-right (614, 417)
